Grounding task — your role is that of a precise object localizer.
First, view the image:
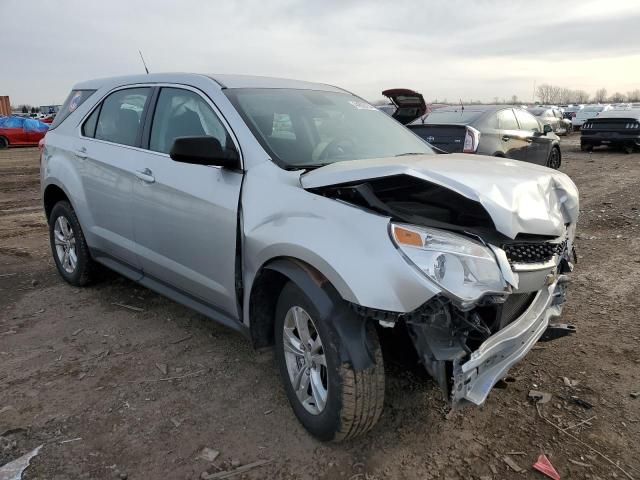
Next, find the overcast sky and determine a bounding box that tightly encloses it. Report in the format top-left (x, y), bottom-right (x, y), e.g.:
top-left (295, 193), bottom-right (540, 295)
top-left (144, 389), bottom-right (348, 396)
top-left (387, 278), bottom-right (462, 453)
top-left (2, 0), bottom-right (639, 106)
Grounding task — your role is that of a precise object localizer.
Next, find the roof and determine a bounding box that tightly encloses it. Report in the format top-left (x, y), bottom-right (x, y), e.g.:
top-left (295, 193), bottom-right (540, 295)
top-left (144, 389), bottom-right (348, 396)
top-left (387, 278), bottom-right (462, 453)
top-left (429, 104), bottom-right (517, 113)
top-left (73, 73), bottom-right (347, 93)
top-left (597, 109), bottom-right (640, 120)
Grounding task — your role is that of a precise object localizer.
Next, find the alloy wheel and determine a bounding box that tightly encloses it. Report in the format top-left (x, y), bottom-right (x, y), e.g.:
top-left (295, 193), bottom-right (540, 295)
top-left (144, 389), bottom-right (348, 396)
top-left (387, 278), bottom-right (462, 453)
top-left (54, 216), bottom-right (77, 274)
top-left (548, 149), bottom-right (561, 169)
top-left (282, 306), bottom-right (328, 415)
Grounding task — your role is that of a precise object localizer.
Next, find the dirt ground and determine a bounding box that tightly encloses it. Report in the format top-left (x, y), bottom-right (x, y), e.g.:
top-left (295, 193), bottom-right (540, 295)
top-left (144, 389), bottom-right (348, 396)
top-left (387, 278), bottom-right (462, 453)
top-left (1, 139), bottom-right (639, 480)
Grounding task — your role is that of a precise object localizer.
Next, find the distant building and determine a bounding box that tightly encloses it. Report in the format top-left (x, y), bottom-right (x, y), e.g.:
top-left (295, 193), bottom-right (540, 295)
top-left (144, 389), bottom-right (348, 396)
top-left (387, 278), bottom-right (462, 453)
top-left (40, 105), bottom-right (61, 114)
top-left (0, 96), bottom-right (10, 116)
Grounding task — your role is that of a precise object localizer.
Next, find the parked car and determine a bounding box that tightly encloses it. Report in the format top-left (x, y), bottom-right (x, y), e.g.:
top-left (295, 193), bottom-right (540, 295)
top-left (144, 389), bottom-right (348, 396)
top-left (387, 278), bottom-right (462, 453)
top-left (407, 105), bottom-right (562, 168)
top-left (379, 88), bottom-right (427, 125)
top-left (573, 105), bottom-right (612, 129)
top-left (527, 107), bottom-right (572, 135)
top-left (0, 116), bottom-right (49, 148)
top-left (562, 105), bottom-right (583, 125)
top-left (581, 109), bottom-right (640, 153)
top-left (41, 74), bottom-right (579, 440)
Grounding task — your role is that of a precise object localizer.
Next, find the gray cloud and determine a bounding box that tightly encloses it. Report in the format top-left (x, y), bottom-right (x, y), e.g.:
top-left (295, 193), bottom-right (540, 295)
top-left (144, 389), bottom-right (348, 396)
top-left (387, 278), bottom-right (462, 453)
top-left (1, 0), bottom-right (638, 105)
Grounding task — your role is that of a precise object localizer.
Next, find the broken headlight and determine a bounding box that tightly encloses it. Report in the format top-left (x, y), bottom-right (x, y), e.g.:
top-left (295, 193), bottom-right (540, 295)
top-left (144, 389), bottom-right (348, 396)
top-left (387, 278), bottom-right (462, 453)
top-left (390, 223), bottom-right (506, 304)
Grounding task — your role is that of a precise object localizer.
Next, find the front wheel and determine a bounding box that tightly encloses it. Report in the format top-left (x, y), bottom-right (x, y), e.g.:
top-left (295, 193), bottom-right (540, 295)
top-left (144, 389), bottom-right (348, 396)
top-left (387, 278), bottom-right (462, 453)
top-left (274, 282), bottom-right (385, 441)
top-left (547, 147), bottom-right (561, 169)
top-left (0, 137), bottom-right (8, 149)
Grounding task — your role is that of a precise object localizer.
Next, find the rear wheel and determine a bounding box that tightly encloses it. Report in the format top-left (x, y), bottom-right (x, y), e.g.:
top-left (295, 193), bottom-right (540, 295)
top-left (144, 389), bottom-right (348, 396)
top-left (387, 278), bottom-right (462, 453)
top-left (274, 282), bottom-right (385, 441)
top-left (49, 201), bottom-right (99, 286)
top-left (0, 137), bottom-right (8, 149)
top-left (547, 147), bottom-right (561, 169)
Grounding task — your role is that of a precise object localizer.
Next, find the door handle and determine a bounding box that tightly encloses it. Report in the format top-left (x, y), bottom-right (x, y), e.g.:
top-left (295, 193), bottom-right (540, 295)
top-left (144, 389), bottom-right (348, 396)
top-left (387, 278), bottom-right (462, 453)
top-left (75, 146), bottom-right (87, 159)
top-left (501, 135), bottom-right (510, 142)
top-left (135, 168), bottom-right (155, 184)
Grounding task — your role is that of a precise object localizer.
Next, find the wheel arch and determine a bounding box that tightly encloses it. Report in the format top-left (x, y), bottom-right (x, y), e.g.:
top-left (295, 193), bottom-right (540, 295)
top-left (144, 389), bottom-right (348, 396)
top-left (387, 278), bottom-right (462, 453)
top-left (247, 256), bottom-right (377, 371)
top-left (43, 183), bottom-right (72, 223)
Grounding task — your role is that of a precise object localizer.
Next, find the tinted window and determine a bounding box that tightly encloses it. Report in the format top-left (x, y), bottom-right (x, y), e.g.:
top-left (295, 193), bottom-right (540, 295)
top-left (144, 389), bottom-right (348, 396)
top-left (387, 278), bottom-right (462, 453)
top-left (225, 88), bottom-right (433, 168)
top-left (419, 109), bottom-right (484, 124)
top-left (149, 88), bottom-right (230, 154)
top-left (50, 89), bottom-right (96, 129)
top-left (95, 88), bottom-right (150, 146)
top-left (82, 105), bottom-right (100, 138)
top-left (514, 109), bottom-right (541, 132)
top-left (496, 109), bottom-right (519, 130)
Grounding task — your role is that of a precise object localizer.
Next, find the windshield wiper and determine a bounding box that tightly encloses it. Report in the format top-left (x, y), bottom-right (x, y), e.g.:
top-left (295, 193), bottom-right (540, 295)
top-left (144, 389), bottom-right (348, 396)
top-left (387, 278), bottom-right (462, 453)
top-left (395, 152), bottom-right (424, 157)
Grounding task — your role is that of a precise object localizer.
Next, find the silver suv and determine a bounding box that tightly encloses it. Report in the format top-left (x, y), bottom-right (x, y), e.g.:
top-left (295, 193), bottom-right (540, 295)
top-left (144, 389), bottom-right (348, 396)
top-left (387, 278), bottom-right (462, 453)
top-left (41, 73), bottom-right (579, 441)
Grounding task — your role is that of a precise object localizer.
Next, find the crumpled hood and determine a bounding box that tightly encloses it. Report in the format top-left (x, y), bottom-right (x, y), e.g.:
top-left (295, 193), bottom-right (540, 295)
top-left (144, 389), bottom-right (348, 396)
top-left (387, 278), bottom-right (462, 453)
top-left (301, 154), bottom-right (579, 239)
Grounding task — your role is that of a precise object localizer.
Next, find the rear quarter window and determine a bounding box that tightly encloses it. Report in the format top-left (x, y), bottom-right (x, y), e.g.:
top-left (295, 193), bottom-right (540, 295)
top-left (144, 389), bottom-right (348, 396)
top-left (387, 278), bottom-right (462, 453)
top-left (49, 90), bottom-right (96, 129)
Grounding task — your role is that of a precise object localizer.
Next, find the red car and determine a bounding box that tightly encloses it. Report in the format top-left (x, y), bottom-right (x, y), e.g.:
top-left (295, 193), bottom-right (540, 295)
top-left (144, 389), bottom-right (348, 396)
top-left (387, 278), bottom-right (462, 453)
top-left (0, 116), bottom-right (49, 148)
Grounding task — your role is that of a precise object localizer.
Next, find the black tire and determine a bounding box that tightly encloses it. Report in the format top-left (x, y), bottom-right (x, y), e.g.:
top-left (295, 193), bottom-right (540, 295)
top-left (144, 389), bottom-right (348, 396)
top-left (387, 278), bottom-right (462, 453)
top-left (547, 147), bottom-right (561, 169)
top-left (581, 143), bottom-right (593, 152)
top-left (274, 281), bottom-right (385, 441)
top-left (0, 137), bottom-right (8, 149)
top-left (49, 201), bottom-right (98, 286)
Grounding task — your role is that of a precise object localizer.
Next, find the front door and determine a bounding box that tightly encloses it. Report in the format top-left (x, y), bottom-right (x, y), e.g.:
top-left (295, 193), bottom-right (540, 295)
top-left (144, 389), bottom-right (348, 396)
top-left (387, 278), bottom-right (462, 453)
top-left (131, 86), bottom-right (243, 319)
top-left (514, 109), bottom-right (551, 165)
top-left (496, 108), bottom-right (529, 161)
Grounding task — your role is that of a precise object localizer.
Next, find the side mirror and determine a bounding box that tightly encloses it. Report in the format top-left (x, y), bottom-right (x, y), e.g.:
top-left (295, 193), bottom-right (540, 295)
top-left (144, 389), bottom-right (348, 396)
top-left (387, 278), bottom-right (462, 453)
top-left (169, 136), bottom-right (240, 169)
top-left (543, 124), bottom-right (553, 135)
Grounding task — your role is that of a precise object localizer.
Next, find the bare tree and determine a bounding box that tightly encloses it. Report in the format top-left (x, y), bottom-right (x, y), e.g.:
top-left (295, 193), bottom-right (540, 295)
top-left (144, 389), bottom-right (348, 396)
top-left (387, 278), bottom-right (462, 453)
top-left (574, 90), bottom-right (590, 103)
top-left (511, 94), bottom-right (518, 104)
top-left (594, 88), bottom-right (608, 103)
top-left (626, 89), bottom-right (640, 102)
top-left (609, 92), bottom-right (626, 103)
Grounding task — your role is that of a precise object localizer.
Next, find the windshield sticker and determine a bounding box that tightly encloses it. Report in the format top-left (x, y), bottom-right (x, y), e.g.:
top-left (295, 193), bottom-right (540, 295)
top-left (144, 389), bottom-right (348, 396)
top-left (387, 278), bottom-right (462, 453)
top-left (348, 100), bottom-right (377, 111)
top-left (68, 92), bottom-right (83, 112)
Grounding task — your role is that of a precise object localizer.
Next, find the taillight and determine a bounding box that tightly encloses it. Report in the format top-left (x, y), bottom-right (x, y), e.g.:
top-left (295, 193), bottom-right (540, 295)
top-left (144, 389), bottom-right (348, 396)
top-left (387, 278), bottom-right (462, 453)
top-left (463, 126), bottom-right (480, 153)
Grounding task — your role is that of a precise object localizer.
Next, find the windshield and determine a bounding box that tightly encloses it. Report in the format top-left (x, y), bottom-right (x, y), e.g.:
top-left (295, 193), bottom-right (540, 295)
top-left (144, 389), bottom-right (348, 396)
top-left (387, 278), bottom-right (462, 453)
top-left (224, 88), bottom-right (434, 169)
top-left (583, 106), bottom-right (605, 112)
top-left (527, 108), bottom-right (546, 116)
top-left (416, 109), bottom-right (485, 125)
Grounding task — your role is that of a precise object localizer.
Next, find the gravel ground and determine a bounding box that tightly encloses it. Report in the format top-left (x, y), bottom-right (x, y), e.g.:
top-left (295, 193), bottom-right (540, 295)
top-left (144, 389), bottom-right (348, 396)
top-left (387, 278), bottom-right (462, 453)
top-left (1, 138), bottom-right (639, 479)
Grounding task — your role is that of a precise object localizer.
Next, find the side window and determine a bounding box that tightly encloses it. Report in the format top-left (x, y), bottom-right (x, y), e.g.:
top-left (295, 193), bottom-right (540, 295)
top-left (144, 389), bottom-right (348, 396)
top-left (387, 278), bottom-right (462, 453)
top-left (95, 88), bottom-right (150, 146)
top-left (50, 89), bottom-right (96, 129)
top-left (497, 109), bottom-right (519, 130)
top-left (149, 87), bottom-right (230, 154)
top-left (82, 105), bottom-right (100, 138)
top-left (514, 109), bottom-right (541, 132)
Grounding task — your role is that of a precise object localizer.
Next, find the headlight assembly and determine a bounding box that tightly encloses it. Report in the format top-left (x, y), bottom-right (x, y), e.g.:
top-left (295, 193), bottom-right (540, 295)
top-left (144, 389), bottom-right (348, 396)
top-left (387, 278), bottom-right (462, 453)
top-left (390, 223), bottom-right (507, 304)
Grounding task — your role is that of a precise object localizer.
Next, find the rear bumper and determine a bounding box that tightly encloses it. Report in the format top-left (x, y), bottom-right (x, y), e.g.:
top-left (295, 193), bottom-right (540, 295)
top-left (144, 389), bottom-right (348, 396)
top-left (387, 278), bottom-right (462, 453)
top-left (451, 281), bottom-right (561, 405)
top-left (581, 132), bottom-right (640, 147)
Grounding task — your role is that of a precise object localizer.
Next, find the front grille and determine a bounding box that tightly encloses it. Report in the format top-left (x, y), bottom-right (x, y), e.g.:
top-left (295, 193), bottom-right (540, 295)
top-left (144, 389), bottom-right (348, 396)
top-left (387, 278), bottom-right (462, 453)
top-left (499, 292), bottom-right (537, 328)
top-left (502, 241), bottom-right (565, 264)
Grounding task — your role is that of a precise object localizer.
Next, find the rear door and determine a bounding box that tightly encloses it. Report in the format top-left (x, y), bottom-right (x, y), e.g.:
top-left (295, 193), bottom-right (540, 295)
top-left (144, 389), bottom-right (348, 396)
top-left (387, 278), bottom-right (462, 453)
top-left (78, 86), bottom-right (152, 272)
top-left (130, 86), bottom-right (243, 320)
top-left (514, 109), bottom-right (551, 165)
top-left (496, 109), bottom-right (528, 160)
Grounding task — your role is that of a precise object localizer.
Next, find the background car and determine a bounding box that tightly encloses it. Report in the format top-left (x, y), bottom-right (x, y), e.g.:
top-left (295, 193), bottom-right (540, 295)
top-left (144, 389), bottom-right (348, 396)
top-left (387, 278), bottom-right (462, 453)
top-left (527, 107), bottom-right (572, 135)
top-left (0, 116), bottom-right (49, 148)
top-left (573, 104), bottom-right (612, 129)
top-left (407, 105), bottom-right (562, 168)
top-left (380, 88), bottom-right (427, 124)
top-left (581, 109), bottom-right (640, 153)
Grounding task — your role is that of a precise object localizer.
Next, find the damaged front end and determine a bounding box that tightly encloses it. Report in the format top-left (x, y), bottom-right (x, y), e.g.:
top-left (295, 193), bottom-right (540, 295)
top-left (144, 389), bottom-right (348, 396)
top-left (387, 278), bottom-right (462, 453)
top-left (306, 162), bottom-right (578, 407)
